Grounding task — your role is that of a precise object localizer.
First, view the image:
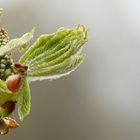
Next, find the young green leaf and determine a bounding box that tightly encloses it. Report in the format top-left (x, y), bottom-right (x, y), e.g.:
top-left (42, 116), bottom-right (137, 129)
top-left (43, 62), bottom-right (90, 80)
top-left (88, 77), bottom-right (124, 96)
top-left (28, 55), bottom-right (84, 81)
top-left (19, 25), bottom-right (88, 81)
top-left (0, 29), bottom-right (34, 57)
top-left (17, 76), bottom-right (31, 121)
top-left (0, 107), bottom-right (6, 117)
top-left (0, 80), bottom-right (12, 94)
top-left (19, 28), bottom-right (73, 64)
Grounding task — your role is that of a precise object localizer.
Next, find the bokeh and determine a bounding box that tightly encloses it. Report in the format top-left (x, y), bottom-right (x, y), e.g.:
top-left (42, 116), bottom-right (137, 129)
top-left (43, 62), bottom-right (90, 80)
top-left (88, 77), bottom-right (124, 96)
top-left (1, 0), bottom-right (140, 140)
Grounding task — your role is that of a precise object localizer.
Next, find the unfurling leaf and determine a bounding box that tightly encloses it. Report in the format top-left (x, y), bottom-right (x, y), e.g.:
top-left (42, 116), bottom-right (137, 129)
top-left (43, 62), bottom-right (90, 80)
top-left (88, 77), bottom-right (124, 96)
top-left (17, 76), bottom-right (31, 121)
top-left (0, 29), bottom-right (34, 56)
top-left (19, 25), bottom-right (88, 81)
top-left (28, 55), bottom-right (84, 78)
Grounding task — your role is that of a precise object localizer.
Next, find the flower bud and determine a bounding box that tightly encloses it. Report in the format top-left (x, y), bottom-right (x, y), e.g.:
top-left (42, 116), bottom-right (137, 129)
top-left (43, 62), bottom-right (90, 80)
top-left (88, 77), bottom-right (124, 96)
top-left (5, 75), bottom-right (22, 92)
top-left (0, 28), bottom-right (9, 47)
top-left (0, 117), bottom-right (19, 135)
top-left (1, 101), bottom-right (16, 116)
top-left (3, 117), bottom-right (19, 129)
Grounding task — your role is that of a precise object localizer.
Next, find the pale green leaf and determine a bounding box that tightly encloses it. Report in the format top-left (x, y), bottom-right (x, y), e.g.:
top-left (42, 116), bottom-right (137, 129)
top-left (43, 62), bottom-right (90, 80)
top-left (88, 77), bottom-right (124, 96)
top-left (0, 80), bottom-right (12, 94)
top-left (0, 28), bottom-right (34, 56)
top-left (18, 76), bottom-right (31, 121)
top-left (19, 27), bottom-right (72, 64)
top-left (19, 25), bottom-right (88, 81)
top-left (28, 55), bottom-right (84, 78)
top-left (0, 107), bottom-right (6, 117)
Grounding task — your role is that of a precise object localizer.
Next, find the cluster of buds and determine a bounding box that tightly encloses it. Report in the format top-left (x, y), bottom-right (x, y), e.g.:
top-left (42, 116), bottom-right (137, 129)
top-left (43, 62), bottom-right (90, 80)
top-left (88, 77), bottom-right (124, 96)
top-left (0, 28), bottom-right (9, 46)
top-left (0, 28), bottom-right (23, 134)
top-left (0, 28), bottom-right (14, 81)
top-left (0, 54), bottom-right (14, 81)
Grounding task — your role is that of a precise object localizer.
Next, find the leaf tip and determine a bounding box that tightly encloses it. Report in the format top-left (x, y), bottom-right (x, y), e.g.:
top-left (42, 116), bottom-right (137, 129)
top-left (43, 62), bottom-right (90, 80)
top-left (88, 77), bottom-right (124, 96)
top-left (76, 24), bottom-right (88, 40)
top-left (31, 27), bottom-right (36, 35)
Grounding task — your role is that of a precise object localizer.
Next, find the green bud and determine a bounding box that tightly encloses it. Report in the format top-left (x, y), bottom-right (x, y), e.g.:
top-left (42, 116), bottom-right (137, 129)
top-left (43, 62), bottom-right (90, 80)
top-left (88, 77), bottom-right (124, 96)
top-left (4, 69), bottom-right (11, 76)
top-left (0, 64), bottom-right (5, 69)
top-left (0, 69), bottom-right (4, 73)
top-left (1, 59), bottom-right (6, 64)
top-left (4, 55), bottom-right (10, 60)
top-left (6, 60), bottom-right (12, 67)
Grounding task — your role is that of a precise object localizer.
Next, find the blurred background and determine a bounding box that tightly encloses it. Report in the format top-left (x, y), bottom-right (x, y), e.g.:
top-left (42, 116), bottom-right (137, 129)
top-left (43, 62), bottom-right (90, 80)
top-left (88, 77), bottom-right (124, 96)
top-left (1, 0), bottom-right (140, 140)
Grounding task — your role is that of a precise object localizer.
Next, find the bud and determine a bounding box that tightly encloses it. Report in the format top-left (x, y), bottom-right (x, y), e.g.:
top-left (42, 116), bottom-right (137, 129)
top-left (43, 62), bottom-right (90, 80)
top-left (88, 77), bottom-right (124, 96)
top-left (0, 28), bottom-right (14, 81)
top-left (3, 117), bottom-right (19, 129)
top-left (6, 75), bottom-right (22, 92)
top-left (0, 117), bottom-right (19, 135)
top-left (3, 69), bottom-right (12, 80)
top-left (1, 101), bottom-right (16, 117)
top-left (14, 63), bottom-right (28, 73)
top-left (0, 64), bottom-right (5, 70)
top-left (0, 28), bottom-right (9, 47)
